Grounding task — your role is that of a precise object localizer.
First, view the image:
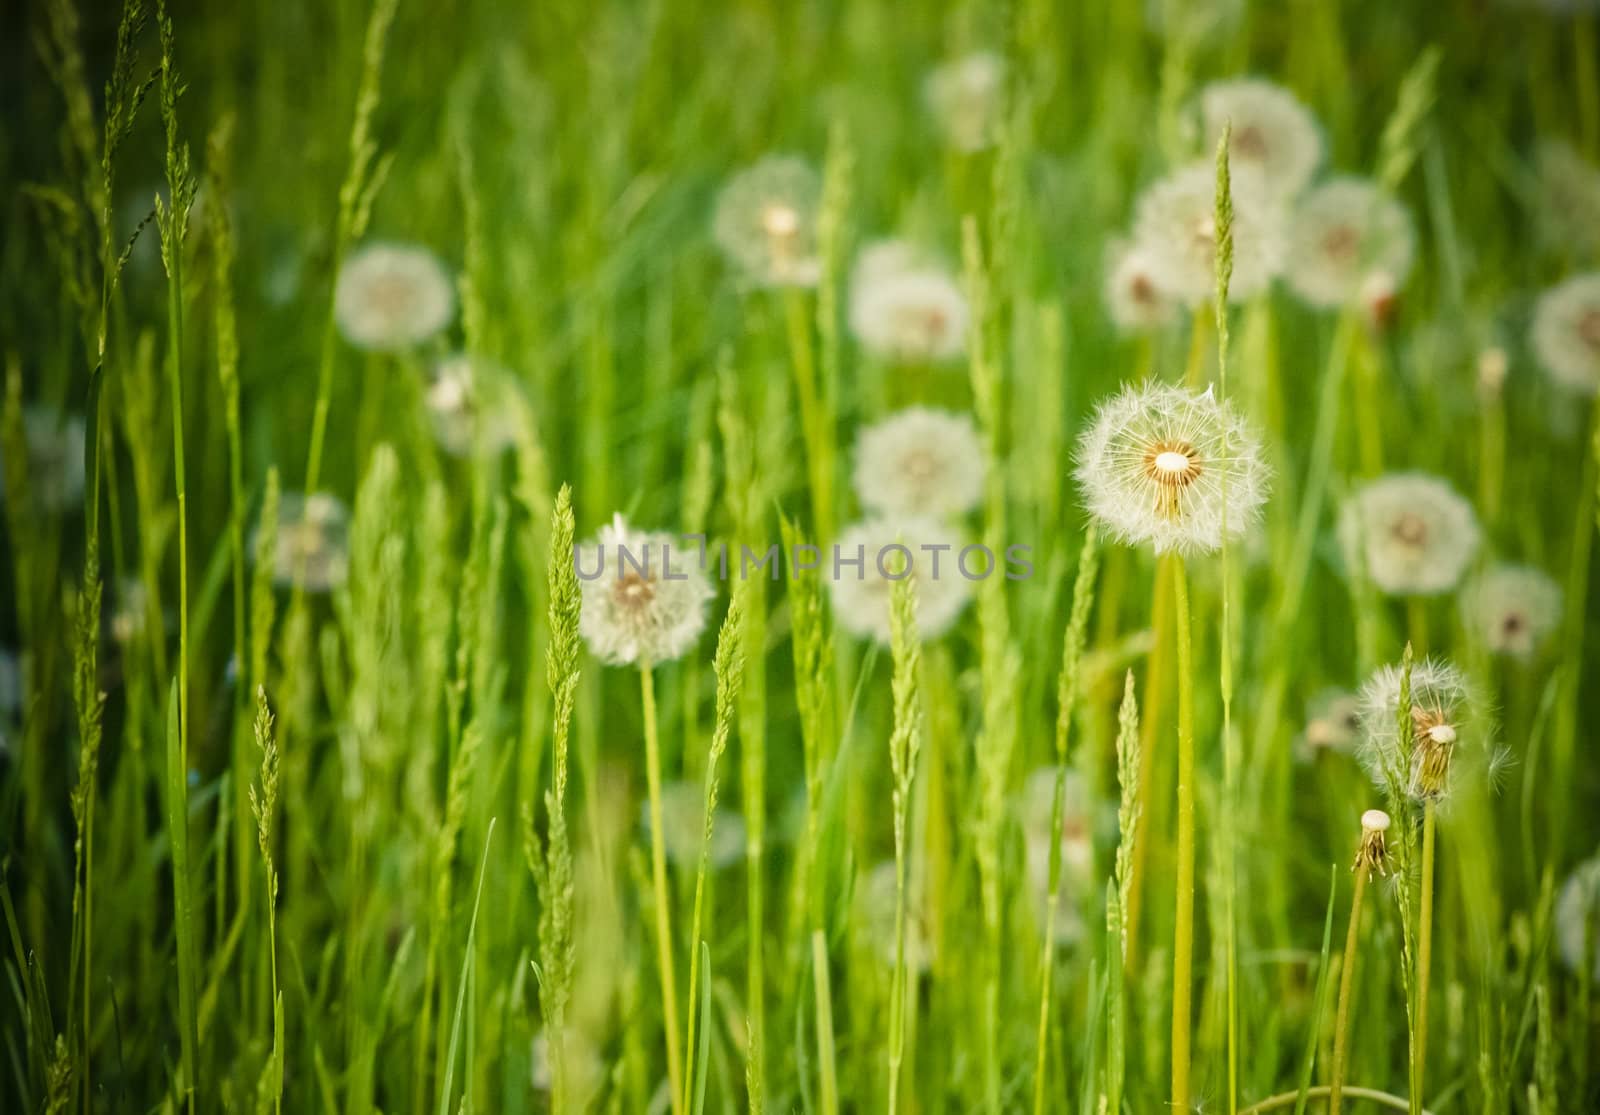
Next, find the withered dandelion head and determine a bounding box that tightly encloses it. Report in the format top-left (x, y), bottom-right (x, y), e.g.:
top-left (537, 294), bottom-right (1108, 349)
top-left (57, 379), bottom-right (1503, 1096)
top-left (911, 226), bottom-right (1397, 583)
top-left (1357, 658), bottom-right (1475, 803)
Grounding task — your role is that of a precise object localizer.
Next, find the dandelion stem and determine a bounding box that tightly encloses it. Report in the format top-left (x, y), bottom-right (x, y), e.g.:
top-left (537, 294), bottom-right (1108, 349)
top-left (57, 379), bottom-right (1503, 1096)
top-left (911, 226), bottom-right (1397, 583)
top-left (1413, 800), bottom-right (1437, 1115)
top-left (1171, 554), bottom-right (1196, 1112)
top-left (641, 662), bottom-right (685, 1115)
top-left (1124, 555), bottom-right (1173, 972)
top-left (1330, 862), bottom-right (1370, 1114)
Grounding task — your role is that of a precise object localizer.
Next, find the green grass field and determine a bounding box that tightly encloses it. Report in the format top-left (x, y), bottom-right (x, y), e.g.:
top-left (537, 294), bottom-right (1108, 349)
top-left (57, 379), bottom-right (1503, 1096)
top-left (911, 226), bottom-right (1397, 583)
top-left (5, 0), bottom-right (1600, 1111)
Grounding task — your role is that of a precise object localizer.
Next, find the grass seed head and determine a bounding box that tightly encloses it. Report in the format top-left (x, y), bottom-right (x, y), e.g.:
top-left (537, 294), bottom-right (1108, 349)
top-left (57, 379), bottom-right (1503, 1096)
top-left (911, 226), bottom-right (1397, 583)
top-left (1198, 78), bottom-right (1324, 198)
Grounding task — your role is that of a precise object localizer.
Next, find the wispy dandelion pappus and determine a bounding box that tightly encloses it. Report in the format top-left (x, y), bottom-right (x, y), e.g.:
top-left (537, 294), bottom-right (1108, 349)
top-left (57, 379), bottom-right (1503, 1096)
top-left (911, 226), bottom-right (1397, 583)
top-left (858, 860), bottom-right (932, 971)
top-left (1285, 178), bottom-right (1415, 311)
top-left (256, 492), bottom-right (350, 592)
top-left (333, 241), bottom-right (455, 352)
top-left (924, 51), bottom-right (1007, 153)
top-left (1298, 688), bottom-right (1362, 761)
top-left (1357, 657), bottom-right (1475, 802)
top-left (1339, 472), bottom-right (1480, 596)
top-left (1131, 162), bottom-right (1286, 305)
top-left (827, 516), bottom-right (974, 644)
top-left (852, 407), bottom-right (986, 519)
top-left (1536, 139), bottom-right (1600, 258)
top-left (576, 513), bottom-right (713, 666)
top-left (1075, 383), bottom-right (1269, 555)
top-left (1461, 564), bottom-right (1562, 660)
top-left (1531, 272), bottom-right (1600, 395)
top-left (1198, 78), bottom-right (1324, 198)
top-left (712, 155), bottom-right (822, 288)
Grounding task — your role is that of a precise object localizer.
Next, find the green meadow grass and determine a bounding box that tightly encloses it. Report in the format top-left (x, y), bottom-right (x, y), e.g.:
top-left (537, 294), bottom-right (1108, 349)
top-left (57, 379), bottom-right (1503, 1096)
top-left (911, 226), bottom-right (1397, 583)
top-left (3, 0), bottom-right (1600, 1112)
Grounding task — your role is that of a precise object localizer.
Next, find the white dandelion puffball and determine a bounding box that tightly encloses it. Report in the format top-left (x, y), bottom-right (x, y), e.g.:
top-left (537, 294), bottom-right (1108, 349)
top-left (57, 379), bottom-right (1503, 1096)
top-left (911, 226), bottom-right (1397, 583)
top-left (1556, 855), bottom-right (1600, 977)
top-left (577, 513), bottom-right (714, 666)
top-left (1461, 564), bottom-right (1563, 660)
top-left (111, 577), bottom-right (150, 646)
top-left (426, 354), bottom-right (521, 457)
top-left (1, 409), bottom-right (86, 513)
top-left (857, 860), bottom-right (932, 972)
top-left (1286, 178), bottom-right (1416, 309)
top-left (334, 242), bottom-right (455, 352)
top-left (1356, 657), bottom-right (1474, 801)
top-left (1104, 239), bottom-right (1177, 332)
top-left (924, 51), bottom-right (1007, 153)
top-left (1020, 767), bottom-right (1096, 947)
top-left (1074, 383), bottom-right (1269, 556)
top-left (852, 239), bottom-right (928, 288)
top-left (712, 155), bottom-right (822, 288)
top-left (853, 408), bottom-right (986, 519)
top-left (1131, 162), bottom-right (1286, 305)
top-left (849, 263), bottom-right (969, 364)
top-left (1299, 688), bottom-right (1362, 760)
top-left (644, 780), bottom-right (745, 869)
top-left (827, 516), bottom-right (975, 644)
top-left (261, 493), bottom-right (350, 593)
top-left (1199, 79), bottom-right (1324, 199)
top-left (1338, 473), bottom-right (1480, 596)
top-left (1531, 273), bottom-right (1600, 395)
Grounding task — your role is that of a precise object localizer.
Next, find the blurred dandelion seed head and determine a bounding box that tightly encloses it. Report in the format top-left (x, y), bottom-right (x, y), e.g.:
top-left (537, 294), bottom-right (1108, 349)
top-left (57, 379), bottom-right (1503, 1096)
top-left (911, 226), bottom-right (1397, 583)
top-left (1531, 272), bottom-right (1600, 395)
top-left (828, 516), bottom-right (973, 644)
top-left (1298, 688), bottom-right (1362, 760)
top-left (1339, 473), bottom-right (1480, 596)
top-left (257, 492), bottom-right (350, 592)
top-left (1132, 161), bottom-right (1286, 305)
top-left (1105, 239), bottom-right (1177, 332)
top-left (1556, 854), bottom-right (1600, 977)
top-left (712, 155), bottom-right (823, 288)
top-left (642, 780), bottom-right (745, 869)
top-left (333, 242), bottom-right (455, 352)
top-left (858, 859), bottom-right (932, 972)
top-left (1286, 178), bottom-right (1415, 310)
top-left (1075, 383), bottom-right (1269, 555)
top-left (426, 354), bottom-right (520, 457)
top-left (924, 51), bottom-right (1007, 153)
top-left (4, 409), bottom-right (86, 514)
top-left (1461, 564), bottom-right (1563, 660)
top-left (1199, 78), bottom-right (1324, 198)
top-left (853, 407), bottom-right (985, 519)
top-left (848, 248), bottom-right (970, 364)
top-left (577, 514), bottom-right (713, 666)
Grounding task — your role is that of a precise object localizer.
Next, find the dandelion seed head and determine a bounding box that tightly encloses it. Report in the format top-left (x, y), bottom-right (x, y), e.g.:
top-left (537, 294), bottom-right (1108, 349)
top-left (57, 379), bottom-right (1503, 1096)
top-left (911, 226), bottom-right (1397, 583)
top-left (1132, 162), bottom-right (1286, 305)
top-left (849, 260), bottom-right (969, 364)
top-left (1556, 854), bottom-right (1600, 977)
top-left (1021, 767), bottom-right (1096, 946)
top-left (712, 155), bottom-right (822, 288)
top-left (1, 409), bottom-right (86, 514)
top-left (111, 577), bottom-right (149, 646)
top-left (1284, 178), bottom-right (1415, 310)
top-left (1361, 809), bottom-right (1391, 832)
top-left (1298, 688), bottom-right (1361, 760)
top-left (1105, 239), bottom-right (1178, 332)
top-left (1355, 808), bottom-right (1392, 874)
top-left (1075, 383), bottom-right (1269, 555)
top-left (578, 514), bottom-right (713, 666)
top-left (1461, 564), bottom-right (1563, 660)
top-left (425, 354), bottom-right (521, 457)
top-left (857, 859), bottom-right (932, 972)
top-left (924, 51), bottom-right (1007, 153)
top-left (643, 780), bottom-right (745, 869)
top-left (852, 407), bottom-right (986, 519)
top-left (827, 516), bottom-right (974, 644)
top-left (1338, 472), bottom-right (1481, 596)
top-left (333, 242), bottom-right (455, 352)
top-left (258, 493), bottom-right (350, 593)
top-left (1199, 78), bottom-right (1324, 198)
top-left (1536, 139), bottom-right (1600, 257)
top-left (1356, 657), bottom-right (1475, 802)
top-left (1531, 272), bottom-right (1600, 395)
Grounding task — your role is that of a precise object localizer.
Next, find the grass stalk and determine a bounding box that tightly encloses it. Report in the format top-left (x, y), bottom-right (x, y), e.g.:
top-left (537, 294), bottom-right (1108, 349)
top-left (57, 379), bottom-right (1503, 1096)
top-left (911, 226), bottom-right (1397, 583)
top-left (1331, 861), bottom-right (1371, 1113)
top-left (1170, 554), bottom-right (1196, 1112)
top-left (1413, 800), bottom-right (1437, 1115)
top-left (641, 662), bottom-right (685, 1115)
